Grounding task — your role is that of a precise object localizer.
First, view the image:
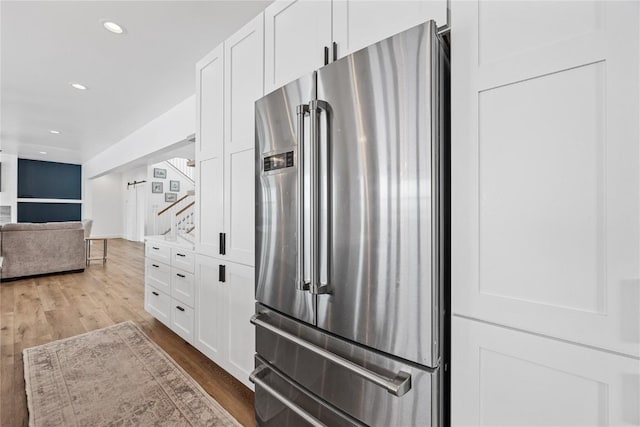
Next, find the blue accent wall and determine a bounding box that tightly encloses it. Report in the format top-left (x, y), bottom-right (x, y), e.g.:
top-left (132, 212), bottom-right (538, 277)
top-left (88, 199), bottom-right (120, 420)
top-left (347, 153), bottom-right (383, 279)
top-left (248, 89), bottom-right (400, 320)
top-left (17, 159), bottom-right (82, 223)
top-left (18, 159), bottom-right (82, 199)
top-left (18, 203), bottom-right (81, 223)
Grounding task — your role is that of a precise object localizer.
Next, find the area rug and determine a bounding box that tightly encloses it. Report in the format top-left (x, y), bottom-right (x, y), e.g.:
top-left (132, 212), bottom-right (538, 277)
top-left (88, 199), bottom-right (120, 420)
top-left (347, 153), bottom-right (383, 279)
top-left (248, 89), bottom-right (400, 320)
top-left (23, 321), bottom-right (241, 426)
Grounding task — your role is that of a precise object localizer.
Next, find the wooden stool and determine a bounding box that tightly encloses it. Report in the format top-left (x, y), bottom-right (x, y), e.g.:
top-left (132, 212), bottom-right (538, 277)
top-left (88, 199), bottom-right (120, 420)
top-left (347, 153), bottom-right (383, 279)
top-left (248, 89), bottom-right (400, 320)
top-left (86, 238), bottom-right (108, 266)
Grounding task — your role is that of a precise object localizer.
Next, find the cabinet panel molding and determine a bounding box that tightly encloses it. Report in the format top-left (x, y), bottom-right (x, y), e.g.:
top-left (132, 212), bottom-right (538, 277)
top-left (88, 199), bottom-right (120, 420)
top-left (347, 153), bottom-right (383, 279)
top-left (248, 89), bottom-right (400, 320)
top-left (451, 0), bottom-right (640, 357)
top-left (452, 317), bottom-right (640, 427)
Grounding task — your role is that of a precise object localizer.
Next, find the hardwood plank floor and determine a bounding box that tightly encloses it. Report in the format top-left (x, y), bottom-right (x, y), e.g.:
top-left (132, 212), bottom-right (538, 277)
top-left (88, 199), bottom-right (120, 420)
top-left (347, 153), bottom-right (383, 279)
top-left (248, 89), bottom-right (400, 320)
top-left (0, 238), bottom-right (255, 426)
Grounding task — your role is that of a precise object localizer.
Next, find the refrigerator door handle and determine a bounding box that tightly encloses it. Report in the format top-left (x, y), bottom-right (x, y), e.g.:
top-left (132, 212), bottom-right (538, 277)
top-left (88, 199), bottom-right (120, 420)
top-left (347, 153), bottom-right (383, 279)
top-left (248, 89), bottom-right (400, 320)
top-left (251, 314), bottom-right (412, 397)
top-left (250, 365), bottom-right (327, 427)
top-left (296, 104), bottom-right (310, 292)
top-left (309, 99), bottom-right (331, 295)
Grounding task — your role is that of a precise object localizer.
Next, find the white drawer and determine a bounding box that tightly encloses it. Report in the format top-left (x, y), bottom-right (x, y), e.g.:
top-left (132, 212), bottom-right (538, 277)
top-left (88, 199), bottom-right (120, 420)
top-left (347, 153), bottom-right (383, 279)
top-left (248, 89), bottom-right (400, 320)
top-left (146, 243), bottom-right (171, 264)
top-left (171, 268), bottom-right (195, 307)
top-left (146, 259), bottom-right (171, 294)
top-left (145, 286), bottom-right (170, 327)
top-left (171, 301), bottom-right (194, 343)
top-left (171, 248), bottom-right (195, 273)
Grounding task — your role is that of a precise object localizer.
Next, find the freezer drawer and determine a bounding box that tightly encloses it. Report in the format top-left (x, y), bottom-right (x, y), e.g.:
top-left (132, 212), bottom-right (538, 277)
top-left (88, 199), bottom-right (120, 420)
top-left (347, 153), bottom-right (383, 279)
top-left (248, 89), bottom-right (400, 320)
top-left (252, 357), bottom-right (362, 427)
top-left (253, 305), bottom-right (440, 427)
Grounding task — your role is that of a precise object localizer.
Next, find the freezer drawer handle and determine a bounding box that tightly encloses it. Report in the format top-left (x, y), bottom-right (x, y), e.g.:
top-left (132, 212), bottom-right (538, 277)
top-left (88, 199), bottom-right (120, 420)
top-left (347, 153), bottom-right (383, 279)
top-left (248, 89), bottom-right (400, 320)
top-left (250, 365), bottom-right (327, 427)
top-left (251, 314), bottom-right (412, 397)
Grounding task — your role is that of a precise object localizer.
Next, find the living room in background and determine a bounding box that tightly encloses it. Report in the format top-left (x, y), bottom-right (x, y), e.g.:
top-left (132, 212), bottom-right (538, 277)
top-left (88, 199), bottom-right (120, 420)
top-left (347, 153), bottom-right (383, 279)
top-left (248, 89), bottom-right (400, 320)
top-left (17, 158), bottom-right (82, 223)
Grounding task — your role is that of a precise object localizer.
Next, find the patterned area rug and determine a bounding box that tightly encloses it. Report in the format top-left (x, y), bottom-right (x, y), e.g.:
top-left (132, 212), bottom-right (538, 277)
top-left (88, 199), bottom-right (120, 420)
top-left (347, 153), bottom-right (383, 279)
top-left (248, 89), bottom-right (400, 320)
top-left (23, 321), bottom-right (241, 426)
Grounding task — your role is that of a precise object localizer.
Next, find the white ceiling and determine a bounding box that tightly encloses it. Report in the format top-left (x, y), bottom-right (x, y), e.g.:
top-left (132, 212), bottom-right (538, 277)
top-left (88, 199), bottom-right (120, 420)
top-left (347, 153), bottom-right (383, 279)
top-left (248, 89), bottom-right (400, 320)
top-left (0, 0), bottom-right (271, 164)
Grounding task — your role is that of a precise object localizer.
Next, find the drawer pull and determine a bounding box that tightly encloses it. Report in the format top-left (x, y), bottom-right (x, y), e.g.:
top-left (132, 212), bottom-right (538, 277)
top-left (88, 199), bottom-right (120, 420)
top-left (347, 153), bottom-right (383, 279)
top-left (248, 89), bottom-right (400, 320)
top-left (152, 291), bottom-right (159, 296)
top-left (176, 306), bottom-right (185, 312)
top-left (176, 273), bottom-right (186, 278)
top-left (176, 253), bottom-right (186, 257)
top-left (152, 264), bottom-right (159, 268)
top-left (152, 246), bottom-right (160, 250)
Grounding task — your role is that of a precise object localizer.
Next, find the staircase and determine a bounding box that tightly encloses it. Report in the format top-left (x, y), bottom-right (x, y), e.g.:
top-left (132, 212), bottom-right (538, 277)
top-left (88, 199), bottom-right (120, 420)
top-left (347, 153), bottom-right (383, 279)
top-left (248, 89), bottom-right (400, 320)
top-left (153, 157), bottom-right (195, 240)
top-left (152, 194), bottom-right (195, 239)
top-left (166, 158), bottom-right (195, 183)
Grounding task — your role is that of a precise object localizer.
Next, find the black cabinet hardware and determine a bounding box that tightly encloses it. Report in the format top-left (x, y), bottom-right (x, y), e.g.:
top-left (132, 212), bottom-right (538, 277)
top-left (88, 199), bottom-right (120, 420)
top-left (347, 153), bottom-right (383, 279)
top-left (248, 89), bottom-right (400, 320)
top-left (176, 253), bottom-right (186, 257)
top-left (219, 265), bottom-right (226, 283)
top-left (176, 273), bottom-right (186, 278)
top-left (332, 42), bottom-right (337, 61)
top-left (176, 306), bottom-right (185, 312)
top-left (152, 291), bottom-right (159, 296)
top-left (324, 46), bottom-right (329, 65)
top-left (152, 264), bottom-right (159, 268)
top-left (219, 233), bottom-right (226, 255)
top-left (152, 246), bottom-right (160, 250)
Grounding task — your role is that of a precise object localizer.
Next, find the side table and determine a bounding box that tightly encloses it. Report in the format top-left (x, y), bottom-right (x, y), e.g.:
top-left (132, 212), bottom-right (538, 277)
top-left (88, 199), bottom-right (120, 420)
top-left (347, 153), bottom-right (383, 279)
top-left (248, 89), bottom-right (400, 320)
top-left (86, 238), bottom-right (108, 266)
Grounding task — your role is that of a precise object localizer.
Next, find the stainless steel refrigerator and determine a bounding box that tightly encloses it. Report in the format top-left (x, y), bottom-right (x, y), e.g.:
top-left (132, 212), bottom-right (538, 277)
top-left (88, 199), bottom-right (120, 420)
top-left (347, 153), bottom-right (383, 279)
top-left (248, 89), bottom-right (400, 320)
top-left (252, 21), bottom-right (449, 426)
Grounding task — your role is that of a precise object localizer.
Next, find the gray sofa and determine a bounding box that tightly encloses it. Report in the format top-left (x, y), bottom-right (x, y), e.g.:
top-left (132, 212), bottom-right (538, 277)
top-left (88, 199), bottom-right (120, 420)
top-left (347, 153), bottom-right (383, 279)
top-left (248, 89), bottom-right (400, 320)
top-left (0, 222), bottom-right (85, 280)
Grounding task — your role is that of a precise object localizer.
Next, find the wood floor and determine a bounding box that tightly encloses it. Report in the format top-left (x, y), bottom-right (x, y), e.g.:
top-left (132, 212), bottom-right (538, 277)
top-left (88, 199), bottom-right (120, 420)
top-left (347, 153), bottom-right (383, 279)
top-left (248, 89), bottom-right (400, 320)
top-left (0, 238), bottom-right (255, 426)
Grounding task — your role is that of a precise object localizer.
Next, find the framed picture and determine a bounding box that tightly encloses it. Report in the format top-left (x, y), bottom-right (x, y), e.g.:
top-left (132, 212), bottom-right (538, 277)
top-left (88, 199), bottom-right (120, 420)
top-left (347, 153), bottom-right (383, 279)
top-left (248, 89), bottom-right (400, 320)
top-left (151, 182), bottom-right (163, 193)
top-left (165, 192), bottom-right (177, 202)
top-left (153, 168), bottom-right (167, 179)
top-left (170, 180), bottom-right (180, 192)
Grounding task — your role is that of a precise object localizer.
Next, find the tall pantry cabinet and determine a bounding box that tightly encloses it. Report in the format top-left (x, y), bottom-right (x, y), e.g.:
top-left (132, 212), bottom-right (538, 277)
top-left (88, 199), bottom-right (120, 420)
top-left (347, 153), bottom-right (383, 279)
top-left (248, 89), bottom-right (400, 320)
top-left (194, 14), bottom-right (263, 389)
top-left (450, 1), bottom-right (640, 425)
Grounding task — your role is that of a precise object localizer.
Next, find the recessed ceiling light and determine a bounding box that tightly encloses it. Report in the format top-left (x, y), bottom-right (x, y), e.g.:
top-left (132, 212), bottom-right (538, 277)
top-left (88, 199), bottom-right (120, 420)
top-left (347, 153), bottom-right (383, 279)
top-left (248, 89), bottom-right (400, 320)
top-left (49, 130), bottom-right (60, 134)
top-left (39, 151), bottom-right (47, 155)
top-left (102, 20), bottom-right (125, 34)
top-left (70, 82), bottom-right (88, 90)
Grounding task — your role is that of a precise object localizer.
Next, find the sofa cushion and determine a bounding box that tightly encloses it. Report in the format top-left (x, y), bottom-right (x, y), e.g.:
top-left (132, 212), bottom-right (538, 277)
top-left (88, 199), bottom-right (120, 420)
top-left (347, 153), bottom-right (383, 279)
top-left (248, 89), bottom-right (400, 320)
top-left (1, 221), bottom-right (83, 232)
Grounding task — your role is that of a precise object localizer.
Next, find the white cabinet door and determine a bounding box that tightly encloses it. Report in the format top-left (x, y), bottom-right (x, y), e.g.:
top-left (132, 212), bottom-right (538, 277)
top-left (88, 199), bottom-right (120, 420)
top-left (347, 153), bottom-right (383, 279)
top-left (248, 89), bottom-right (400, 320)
top-left (196, 44), bottom-right (224, 159)
top-left (194, 254), bottom-right (227, 364)
top-left (196, 157), bottom-right (224, 257)
top-left (332, 0), bottom-right (447, 58)
top-left (451, 0), bottom-right (640, 357)
top-left (452, 317), bottom-right (640, 427)
top-left (145, 286), bottom-right (171, 327)
top-left (224, 261), bottom-right (255, 389)
top-left (196, 44), bottom-right (225, 257)
top-left (264, 0), bottom-right (331, 93)
top-left (170, 302), bottom-right (194, 344)
top-left (224, 14), bottom-right (264, 267)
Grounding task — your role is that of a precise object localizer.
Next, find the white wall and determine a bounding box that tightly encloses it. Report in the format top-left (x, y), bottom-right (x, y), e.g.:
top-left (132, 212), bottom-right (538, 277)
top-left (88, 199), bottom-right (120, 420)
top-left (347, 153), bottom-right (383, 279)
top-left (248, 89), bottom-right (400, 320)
top-left (87, 173), bottom-right (123, 238)
top-left (0, 153), bottom-right (18, 223)
top-left (83, 95), bottom-right (195, 180)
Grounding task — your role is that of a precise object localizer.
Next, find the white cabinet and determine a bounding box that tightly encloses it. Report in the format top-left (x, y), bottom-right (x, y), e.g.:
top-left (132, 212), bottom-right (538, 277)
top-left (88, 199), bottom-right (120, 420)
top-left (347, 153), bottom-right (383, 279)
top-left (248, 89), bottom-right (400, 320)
top-left (145, 258), bottom-right (171, 294)
top-left (451, 0), bottom-right (640, 358)
top-left (451, 1), bottom-right (640, 425)
top-left (223, 262), bottom-right (255, 386)
top-left (171, 302), bottom-right (195, 343)
top-left (194, 254), bottom-right (255, 389)
top-left (144, 240), bottom-right (195, 344)
top-left (196, 44), bottom-right (224, 160)
top-left (263, 0), bottom-right (447, 94)
top-left (196, 14), bottom-right (263, 267)
top-left (452, 317), bottom-right (640, 427)
top-left (145, 286), bottom-right (171, 326)
top-left (195, 44), bottom-right (224, 258)
top-left (332, 0), bottom-right (447, 58)
top-left (264, 0), bottom-right (331, 93)
top-left (194, 254), bottom-right (227, 363)
top-left (223, 15), bottom-right (264, 266)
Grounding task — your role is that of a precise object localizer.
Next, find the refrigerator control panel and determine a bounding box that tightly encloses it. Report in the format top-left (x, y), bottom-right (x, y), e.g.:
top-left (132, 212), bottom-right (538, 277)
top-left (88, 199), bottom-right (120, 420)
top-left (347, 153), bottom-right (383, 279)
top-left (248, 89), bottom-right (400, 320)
top-left (263, 151), bottom-right (294, 173)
